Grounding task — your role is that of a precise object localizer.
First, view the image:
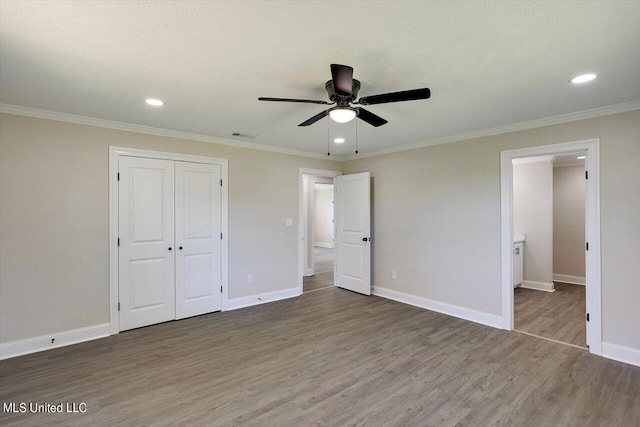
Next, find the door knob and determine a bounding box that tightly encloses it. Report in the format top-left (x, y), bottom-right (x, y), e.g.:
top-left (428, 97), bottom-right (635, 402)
top-left (179, 246), bottom-right (183, 250)
top-left (362, 237), bottom-right (370, 242)
top-left (168, 247), bottom-right (172, 251)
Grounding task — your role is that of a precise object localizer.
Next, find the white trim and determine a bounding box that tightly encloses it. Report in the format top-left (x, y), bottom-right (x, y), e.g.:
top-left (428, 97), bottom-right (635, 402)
top-left (226, 287), bottom-right (299, 311)
top-left (298, 168), bottom-right (341, 296)
top-left (500, 138), bottom-right (602, 356)
top-left (109, 148), bottom-right (119, 334)
top-left (0, 104), bottom-right (337, 161)
top-left (512, 155), bottom-right (555, 165)
top-left (373, 287), bottom-right (503, 329)
top-left (601, 342), bottom-right (640, 367)
top-left (109, 147), bottom-right (229, 334)
top-left (314, 242), bottom-right (333, 248)
top-left (0, 324), bottom-right (110, 360)
top-left (553, 274), bottom-right (586, 286)
top-left (342, 101), bottom-right (640, 161)
top-left (2, 101), bottom-right (638, 162)
top-left (110, 146), bottom-right (229, 165)
top-left (520, 280), bottom-right (555, 292)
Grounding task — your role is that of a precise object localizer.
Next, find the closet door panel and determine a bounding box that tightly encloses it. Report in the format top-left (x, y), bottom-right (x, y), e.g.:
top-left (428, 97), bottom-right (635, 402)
top-left (119, 156), bottom-right (175, 331)
top-left (175, 162), bottom-right (222, 319)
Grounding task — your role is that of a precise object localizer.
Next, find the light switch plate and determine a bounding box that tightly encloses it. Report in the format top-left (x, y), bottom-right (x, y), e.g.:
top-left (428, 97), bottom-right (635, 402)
top-left (286, 218), bottom-right (293, 227)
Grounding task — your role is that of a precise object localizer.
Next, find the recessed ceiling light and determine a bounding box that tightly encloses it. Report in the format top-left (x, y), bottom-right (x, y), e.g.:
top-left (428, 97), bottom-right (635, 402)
top-left (334, 138), bottom-right (345, 143)
top-left (570, 74), bottom-right (596, 84)
top-left (577, 156), bottom-right (586, 160)
top-left (145, 98), bottom-right (164, 106)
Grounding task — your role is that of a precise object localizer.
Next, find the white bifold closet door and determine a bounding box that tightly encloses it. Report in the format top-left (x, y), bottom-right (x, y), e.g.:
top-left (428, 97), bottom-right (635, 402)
top-left (119, 156), bottom-right (222, 331)
top-left (175, 161), bottom-right (222, 319)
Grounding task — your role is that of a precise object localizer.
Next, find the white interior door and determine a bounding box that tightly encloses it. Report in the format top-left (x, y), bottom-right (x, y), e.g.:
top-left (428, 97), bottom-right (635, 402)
top-left (119, 156), bottom-right (175, 331)
top-left (175, 162), bottom-right (222, 319)
top-left (334, 172), bottom-right (371, 295)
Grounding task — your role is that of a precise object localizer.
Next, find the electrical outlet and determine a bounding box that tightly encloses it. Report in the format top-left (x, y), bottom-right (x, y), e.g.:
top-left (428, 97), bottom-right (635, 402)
top-left (392, 271), bottom-right (397, 280)
top-left (248, 275), bottom-right (253, 285)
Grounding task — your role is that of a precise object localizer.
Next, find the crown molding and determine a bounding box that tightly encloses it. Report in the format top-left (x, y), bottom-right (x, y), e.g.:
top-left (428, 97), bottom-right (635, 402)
top-left (2, 100), bottom-right (638, 163)
top-left (342, 100), bottom-right (640, 161)
top-left (0, 103), bottom-right (342, 161)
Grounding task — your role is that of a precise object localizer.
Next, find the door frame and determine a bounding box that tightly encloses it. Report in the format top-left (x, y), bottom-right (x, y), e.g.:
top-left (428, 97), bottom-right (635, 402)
top-left (305, 176), bottom-right (335, 276)
top-left (298, 168), bottom-right (342, 295)
top-left (109, 147), bottom-right (228, 335)
top-left (500, 138), bottom-right (602, 355)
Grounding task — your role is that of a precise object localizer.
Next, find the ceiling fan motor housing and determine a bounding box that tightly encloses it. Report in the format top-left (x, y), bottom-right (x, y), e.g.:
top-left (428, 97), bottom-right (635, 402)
top-left (258, 64), bottom-right (429, 127)
top-left (325, 79), bottom-right (361, 105)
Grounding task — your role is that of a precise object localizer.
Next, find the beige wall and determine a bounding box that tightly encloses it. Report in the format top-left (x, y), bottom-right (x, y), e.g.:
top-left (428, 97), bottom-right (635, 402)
top-left (513, 160), bottom-right (554, 284)
top-left (2, 110), bottom-right (639, 353)
top-left (0, 113), bottom-right (339, 343)
top-left (343, 110), bottom-right (640, 351)
top-left (314, 187), bottom-right (333, 246)
top-left (553, 165), bottom-right (586, 278)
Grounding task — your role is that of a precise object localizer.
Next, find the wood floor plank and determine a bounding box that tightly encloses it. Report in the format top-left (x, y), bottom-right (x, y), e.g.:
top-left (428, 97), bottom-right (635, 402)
top-left (515, 282), bottom-right (586, 347)
top-left (1, 287), bottom-right (638, 426)
top-left (304, 271), bottom-right (334, 292)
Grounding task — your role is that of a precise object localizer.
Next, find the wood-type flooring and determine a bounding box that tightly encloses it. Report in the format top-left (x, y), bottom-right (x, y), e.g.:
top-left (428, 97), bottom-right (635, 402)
top-left (515, 282), bottom-right (586, 347)
top-left (2, 287), bottom-right (638, 426)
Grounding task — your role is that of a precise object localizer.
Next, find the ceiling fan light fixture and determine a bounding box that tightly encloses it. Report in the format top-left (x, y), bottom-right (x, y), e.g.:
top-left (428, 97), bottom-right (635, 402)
top-left (329, 108), bottom-right (356, 123)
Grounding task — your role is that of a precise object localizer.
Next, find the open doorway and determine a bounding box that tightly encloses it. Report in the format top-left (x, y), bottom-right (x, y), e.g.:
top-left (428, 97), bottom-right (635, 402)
top-left (298, 168), bottom-right (341, 295)
top-left (511, 152), bottom-right (587, 348)
top-left (305, 181), bottom-right (335, 292)
top-left (500, 139), bottom-right (602, 356)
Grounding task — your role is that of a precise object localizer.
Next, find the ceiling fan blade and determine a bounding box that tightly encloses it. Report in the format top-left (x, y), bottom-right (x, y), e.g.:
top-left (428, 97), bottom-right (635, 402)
top-left (358, 88), bottom-right (431, 105)
top-left (298, 109), bottom-right (330, 127)
top-left (355, 107), bottom-right (388, 127)
top-left (331, 64), bottom-right (354, 96)
top-left (259, 97), bottom-right (333, 105)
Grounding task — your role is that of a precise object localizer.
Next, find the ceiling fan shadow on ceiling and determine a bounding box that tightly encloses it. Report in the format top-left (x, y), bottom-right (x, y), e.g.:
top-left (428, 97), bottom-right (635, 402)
top-left (258, 64), bottom-right (431, 128)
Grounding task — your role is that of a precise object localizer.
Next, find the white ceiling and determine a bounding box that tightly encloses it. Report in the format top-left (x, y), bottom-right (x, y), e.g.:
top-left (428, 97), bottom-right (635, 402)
top-left (512, 152), bottom-right (586, 167)
top-left (1, 1), bottom-right (639, 157)
top-left (553, 152), bottom-right (586, 168)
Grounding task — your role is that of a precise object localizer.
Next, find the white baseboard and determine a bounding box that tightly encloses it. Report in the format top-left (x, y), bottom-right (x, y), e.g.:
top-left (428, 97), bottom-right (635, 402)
top-left (372, 287), bottom-right (503, 329)
top-left (0, 323), bottom-right (110, 360)
top-left (602, 342), bottom-right (640, 367)
top-left (521, 280), bottom-right (555, 292)
top-left (314, 242), bottom-right (334, 248)
top-left (226, 287), bottom-right (299, 311)
top-left (553, 274), bottom-right (586, 286)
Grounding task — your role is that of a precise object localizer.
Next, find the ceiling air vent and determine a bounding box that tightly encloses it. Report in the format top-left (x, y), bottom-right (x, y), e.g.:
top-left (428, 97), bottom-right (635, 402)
top-left (231, 132), bottom-right (257, 139)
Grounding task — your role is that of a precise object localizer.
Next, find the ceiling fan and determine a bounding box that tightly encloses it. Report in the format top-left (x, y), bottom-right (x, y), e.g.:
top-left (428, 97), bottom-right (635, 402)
top-left (258, 64), bottom-right (431, 127)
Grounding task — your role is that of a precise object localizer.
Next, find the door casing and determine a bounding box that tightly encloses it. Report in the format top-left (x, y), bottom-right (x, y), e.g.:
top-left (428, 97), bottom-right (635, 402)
top-left (109, 147), bottom-right (228, 335)
top-left (298, 168), bottom-right (342, 295)
top-left (500, 139), bottom-right (602, 355)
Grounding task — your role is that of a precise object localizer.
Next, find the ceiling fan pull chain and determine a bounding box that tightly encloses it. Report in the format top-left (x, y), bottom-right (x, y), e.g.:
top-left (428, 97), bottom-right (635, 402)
top-left (327, 115), bottom-right (331, 156)
top-left (355, 117), bottom-right (359, 154)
